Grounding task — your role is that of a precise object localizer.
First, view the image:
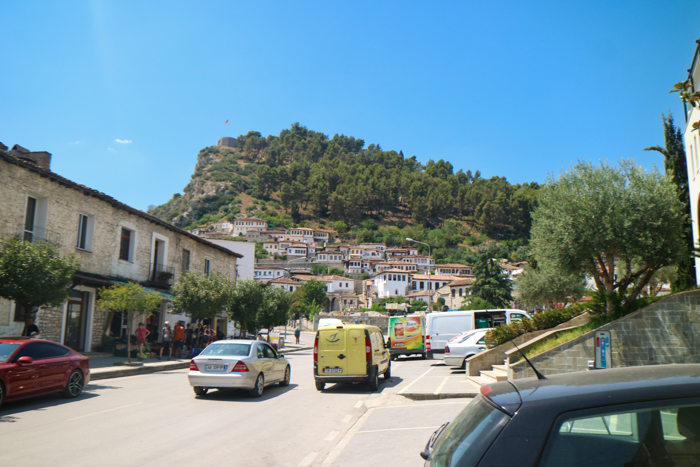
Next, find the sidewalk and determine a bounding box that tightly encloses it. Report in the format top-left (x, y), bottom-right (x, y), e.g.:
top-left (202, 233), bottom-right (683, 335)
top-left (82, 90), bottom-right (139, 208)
top-left (384, 357), bottom-right (480, 400)
top-left (87, 340), bottom-right (313, 381)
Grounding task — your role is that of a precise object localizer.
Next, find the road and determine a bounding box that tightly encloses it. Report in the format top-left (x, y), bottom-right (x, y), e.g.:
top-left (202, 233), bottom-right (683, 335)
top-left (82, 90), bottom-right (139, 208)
top-left (0, 350), bottom-right (471, 467)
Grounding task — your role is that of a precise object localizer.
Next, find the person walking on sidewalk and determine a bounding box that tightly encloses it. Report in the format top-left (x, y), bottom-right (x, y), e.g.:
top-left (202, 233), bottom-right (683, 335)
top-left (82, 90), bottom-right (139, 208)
top-left (160, 321), bottom-right (173, 360)
top-left (294, 327), bottom-right (301, 344)
top-left (185, 323), bottom-right (194, 352)
top-left (136, 323), bottom-right (150, 360)
top-left (173, 321), bottom-right (185, 359)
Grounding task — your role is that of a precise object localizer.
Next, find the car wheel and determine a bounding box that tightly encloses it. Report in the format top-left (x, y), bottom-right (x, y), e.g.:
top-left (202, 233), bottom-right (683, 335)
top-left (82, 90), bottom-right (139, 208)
top-left (384, 362), bottom-right (391, 380)
top-left (193, 386), bottom-right (208, 396)
top-left (368, 367), bottom-right (379, 391)
top-left (315, 381), bottom-right (325, 391)
top-left (279, 366), bottom-right (291, 387)
top-left (249, 374), bottom-right (264, 398)
top-left (62, 370), bottom-right (84, 398)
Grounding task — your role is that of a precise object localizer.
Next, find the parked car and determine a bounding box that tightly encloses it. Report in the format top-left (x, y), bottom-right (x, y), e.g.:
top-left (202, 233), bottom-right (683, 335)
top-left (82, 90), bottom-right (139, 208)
top-left (0, 337), bottom-right (90, 409)
top-left (188, 340), bottom-right (290, 398)
top-left (420, 363), bottom-right (700, 466)
top-left (314, 324), bottom-right (390, 391)
top-left (443, 329), bottom-right (491, 368)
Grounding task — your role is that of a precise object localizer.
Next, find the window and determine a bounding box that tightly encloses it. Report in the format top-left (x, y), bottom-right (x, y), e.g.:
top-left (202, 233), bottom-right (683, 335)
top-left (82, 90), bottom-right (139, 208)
top-left (204, 259), bottom-right (211, 276)
top-left (182, 249), bottom-right (190, 272)
top-left (76, 213), bottom-right (94, 251)
top-left (540, 402), bottom-right (700, 467)
top-left (119, 228), bottom-right (134, 262)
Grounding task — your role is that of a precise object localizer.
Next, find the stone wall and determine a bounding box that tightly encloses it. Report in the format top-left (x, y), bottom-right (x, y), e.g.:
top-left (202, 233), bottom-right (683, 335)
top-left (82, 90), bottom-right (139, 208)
top-left (37, 305), bottom-right (65, 343)
top-left (510, 291), bottom-right (700, 379)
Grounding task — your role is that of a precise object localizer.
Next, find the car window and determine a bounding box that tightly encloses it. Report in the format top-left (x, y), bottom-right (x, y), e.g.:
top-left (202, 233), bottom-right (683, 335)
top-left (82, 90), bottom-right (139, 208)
top-left (263, 345), bottom-right (277, 358)
top-left (429, 396), bottom-right (510, 467)
top-left (257, 344), bottom-right (265, 358)
top-left (0, 343), bottom-right (20, 363)
top-left (199, 343), bottom-right (251, 357)
top-left (14, 342), bottom-right (47, 361)
top-left (42, 343), bottom-right (71, 358)
top-left (476, 337), bottom-right (485, 345)
top-left (539, 402), bottom-right (700, 467)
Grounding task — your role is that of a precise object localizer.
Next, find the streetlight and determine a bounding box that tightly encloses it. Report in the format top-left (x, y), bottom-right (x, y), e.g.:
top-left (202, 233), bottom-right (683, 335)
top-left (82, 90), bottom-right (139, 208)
top-left (406, 238), bottom-right (433, 311)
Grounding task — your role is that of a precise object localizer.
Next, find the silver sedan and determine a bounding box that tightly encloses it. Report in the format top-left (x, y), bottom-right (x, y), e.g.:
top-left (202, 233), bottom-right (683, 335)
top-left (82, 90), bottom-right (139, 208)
top-left (443, 329), bottom-right (491, 368)
top-left (188, 340), bottom-right (291, 398)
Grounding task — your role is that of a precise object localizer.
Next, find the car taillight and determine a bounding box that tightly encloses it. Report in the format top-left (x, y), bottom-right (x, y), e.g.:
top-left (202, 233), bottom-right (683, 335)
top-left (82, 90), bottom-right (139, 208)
top-left (314, 334), bottom-right (319, 363)
top-left (426, 335), bottom-right (431, 350)
top-left (231, 361), bottom-right (249, 372)
top-left (445, 346), bottom-right (450, 354)
top-left (189, 360), bottom-right (198, 371)
top-left (365, 337), bottom-right (372, 362)
top-left (481, 385), bottom-right (492, 396)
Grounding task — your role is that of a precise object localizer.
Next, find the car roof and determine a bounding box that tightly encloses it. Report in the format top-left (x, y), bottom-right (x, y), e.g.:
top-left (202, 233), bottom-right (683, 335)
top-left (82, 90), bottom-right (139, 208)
top-left (485, 364), bottom-right (700, 416)
top-left (210, 340), bottom-right (258, 345)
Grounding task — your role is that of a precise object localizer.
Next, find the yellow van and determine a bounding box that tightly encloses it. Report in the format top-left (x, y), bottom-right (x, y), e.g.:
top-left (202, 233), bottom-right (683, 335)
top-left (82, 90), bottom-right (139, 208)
top-left (314, 324), bottom-right (391, 391)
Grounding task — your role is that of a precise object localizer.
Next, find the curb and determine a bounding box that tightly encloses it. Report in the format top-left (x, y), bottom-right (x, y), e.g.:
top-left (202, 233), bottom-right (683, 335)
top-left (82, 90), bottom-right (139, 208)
top-left (90, 361), bottom-right (189, 381)
top-left (89, 346), bottom-right (313, 381)
top-left (399, 393), bottom-right (477, 401)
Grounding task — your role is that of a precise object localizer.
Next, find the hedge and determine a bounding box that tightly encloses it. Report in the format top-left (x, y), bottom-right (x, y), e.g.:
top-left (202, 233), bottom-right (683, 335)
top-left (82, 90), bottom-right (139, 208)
top-left (484, 305), bottom-right (587, 348)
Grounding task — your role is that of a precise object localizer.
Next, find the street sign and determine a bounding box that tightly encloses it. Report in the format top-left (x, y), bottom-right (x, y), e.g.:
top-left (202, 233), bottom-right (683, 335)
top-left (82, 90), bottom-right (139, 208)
top-left (594, 330), bottom-right (612, 369)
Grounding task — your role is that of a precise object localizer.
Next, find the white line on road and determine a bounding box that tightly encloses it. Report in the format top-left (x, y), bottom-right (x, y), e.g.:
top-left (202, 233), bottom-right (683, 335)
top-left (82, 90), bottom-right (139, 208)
top-left (341, 414), bottom-right (352, 423)
top-left (397, 367), bottom-right (434, 394)
top-left (353, 400), bottom-right (364, 409)
top-left (434, 376), bottom-right (450, 395)
top-left (357, 426), bottom-right (440, 434)
top-left (298, 452), bottom-right (318, 467)
top-left (324, 430), bottom-right (339, 441)
top-left (67, 402), bottom-right (144, 421)
top-left (322, 408), bottom-right (374, 466)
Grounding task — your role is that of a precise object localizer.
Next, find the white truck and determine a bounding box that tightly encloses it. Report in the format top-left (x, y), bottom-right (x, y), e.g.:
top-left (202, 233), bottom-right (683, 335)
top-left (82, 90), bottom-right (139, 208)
top-left (424, 309), bottom-right (530, 359)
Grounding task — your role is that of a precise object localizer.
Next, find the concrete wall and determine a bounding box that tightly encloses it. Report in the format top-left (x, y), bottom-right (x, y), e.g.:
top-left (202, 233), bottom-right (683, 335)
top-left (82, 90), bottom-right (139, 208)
top-left (510, 291), bottom-right (700, 379)
top-left (208, 240), bottom-right (255, 280)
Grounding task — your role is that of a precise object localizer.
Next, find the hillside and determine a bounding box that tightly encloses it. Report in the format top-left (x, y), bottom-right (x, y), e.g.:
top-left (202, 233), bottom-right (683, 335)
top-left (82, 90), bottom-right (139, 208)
top-left (149, 123), bottom-right (540, 260)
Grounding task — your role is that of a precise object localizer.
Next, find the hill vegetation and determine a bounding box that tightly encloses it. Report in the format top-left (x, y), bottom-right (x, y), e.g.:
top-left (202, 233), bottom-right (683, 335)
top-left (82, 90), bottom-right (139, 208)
top-left (149, 123), bottom-right (540, 263)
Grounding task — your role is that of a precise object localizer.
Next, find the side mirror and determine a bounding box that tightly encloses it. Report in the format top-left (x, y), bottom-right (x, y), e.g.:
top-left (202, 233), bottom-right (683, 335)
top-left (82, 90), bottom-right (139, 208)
top-left (278, 354), bottom-right (284, 359)
top-left (385, 341), bottom-right (391, 349)
top-left (17, 356), bottom-right (33, 365)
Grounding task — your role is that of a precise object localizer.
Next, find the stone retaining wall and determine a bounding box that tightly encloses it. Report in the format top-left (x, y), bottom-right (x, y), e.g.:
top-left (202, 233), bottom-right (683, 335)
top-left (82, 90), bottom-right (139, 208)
top-left (510, 291), bottom-right (700, 380)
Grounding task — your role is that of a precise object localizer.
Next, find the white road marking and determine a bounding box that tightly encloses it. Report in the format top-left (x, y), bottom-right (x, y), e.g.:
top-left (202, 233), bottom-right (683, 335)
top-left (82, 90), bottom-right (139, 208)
top-left (341, 414), bottom-right (352, 423)
top-left (67, 402), bottom-right (144, 421)
top-left (321, 408), bottom-right (374, 466)
top-left (353, 400), bottom-right (364, 408)
top-left (397, 367), bottom-right (434, 394)
top-left (434, 376), bottom-right (450, 395)
top-left (324, 430), bottom-right (339, 441)
top-left (298, 452), bottom-right (318, 467)
top-left (358, 426), bottom-right (440, 434)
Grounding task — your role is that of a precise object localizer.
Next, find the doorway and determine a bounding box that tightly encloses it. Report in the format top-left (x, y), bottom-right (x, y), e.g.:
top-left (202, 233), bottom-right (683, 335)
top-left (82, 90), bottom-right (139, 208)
top-left (64, 291), bottom-right (89, 351)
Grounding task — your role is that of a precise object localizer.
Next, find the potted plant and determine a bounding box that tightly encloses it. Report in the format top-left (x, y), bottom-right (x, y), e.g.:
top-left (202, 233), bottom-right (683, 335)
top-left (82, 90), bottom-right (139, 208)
top-left (157, 271), bottom-right (174, 282)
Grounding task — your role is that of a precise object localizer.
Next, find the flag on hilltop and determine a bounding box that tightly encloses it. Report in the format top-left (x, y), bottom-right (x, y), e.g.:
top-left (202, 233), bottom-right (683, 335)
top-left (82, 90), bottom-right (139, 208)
top-left (224, 119), bottom-right (229, 124)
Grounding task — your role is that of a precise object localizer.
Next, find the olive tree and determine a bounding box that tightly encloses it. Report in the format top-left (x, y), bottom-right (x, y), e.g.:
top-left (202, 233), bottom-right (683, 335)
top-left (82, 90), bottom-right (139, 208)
top-left (171, 271), bottom-right (233, 322)
top-left (530, 160), bottom-right (686, 316)
top-left (0, 237), bottom-right (79, 335)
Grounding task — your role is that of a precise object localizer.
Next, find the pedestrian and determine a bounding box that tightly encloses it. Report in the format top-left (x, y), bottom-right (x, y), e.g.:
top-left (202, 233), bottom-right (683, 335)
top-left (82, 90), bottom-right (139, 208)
top-left (173, 321), bottom-right (185, 358)
top-left (294, 327), bottom-right (301, 344)
top-left (185, 323), bottom-right (194, 352)
top-left (24, 317), bottom-right (40, 337)
top-left (136, 323), bottom-right (150, 360)
top-left (201, 324), bottom-right (211, 348)
top-left (160, 321), bottom-right (173, 360)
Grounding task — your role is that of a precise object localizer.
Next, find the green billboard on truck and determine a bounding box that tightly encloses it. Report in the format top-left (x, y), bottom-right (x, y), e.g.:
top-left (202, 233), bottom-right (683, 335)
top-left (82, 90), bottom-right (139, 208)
top-left (388, 315), bottom-right (426, 360)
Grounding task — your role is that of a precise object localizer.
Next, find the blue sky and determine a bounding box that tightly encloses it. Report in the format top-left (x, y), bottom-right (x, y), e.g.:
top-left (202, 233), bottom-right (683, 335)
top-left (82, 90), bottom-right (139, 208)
top-left (1, 1), bottom-right (699, 210)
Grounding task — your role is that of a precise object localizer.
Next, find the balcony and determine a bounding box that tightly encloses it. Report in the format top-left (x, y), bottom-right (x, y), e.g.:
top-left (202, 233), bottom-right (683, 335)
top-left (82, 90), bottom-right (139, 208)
top-left (15, 224), bottom-right (61, 246)
top-left (149, 263), bottom-right (176, 285)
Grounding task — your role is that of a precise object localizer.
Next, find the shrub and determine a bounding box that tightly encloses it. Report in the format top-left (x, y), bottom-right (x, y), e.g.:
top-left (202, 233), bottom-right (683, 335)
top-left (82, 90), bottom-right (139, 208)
top-left (484, 306), bottom-right (586, 348)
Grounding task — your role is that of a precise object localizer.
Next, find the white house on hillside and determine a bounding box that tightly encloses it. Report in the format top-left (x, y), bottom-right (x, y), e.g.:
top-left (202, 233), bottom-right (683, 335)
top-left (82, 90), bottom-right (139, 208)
top-left (373, 268), bottom-right (411, 298)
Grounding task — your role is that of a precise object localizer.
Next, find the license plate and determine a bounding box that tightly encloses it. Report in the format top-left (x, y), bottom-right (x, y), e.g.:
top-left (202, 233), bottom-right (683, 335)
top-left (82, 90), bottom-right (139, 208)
top-left (205, 364), bottom-right (224, 370)
top-left (323, 368), bottom-right (343, 373)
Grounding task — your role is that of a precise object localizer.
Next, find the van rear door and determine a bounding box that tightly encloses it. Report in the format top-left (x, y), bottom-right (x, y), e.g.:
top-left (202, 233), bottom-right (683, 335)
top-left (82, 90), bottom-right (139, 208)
top-left (433, 315), bottom-right (473, 351)
top-left (346, 328), bottom-right (367, 376)
top-left (317, 328), bottom-right (347, 376)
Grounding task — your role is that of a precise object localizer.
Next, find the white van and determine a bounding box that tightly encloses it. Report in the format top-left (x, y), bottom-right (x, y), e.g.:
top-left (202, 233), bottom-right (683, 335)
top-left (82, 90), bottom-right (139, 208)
top-left (317, 318), bottom-right (344, 330)
top-left (425, 309), bottom-right (530, 358)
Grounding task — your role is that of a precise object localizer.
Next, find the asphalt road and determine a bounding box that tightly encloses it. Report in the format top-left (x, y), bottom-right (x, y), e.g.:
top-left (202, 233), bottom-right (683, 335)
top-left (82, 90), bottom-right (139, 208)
top-left (0, 351), bottom-right (470, 467)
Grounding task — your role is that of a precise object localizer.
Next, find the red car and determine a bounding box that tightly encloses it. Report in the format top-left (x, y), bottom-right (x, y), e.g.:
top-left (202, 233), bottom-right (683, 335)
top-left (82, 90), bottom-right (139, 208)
top-left (0, 338), bottom-right (90, 409)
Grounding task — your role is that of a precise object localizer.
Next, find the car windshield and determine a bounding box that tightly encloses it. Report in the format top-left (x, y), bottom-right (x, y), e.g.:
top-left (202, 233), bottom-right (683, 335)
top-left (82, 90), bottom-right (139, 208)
top-left (199, 343), bottom-right (251, 357)
top-left (457, 332), bottom-right (483, 344)
top-left (429, 396), bottom-right (510, 467)
top-left (0, 343), bottom-right (20, 363)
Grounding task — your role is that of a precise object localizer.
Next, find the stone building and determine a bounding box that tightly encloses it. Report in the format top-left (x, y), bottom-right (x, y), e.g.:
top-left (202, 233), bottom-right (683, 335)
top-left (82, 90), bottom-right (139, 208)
top-left (217, 137), bottom-right (239, 148)
top-left (0, 146), bottom-right (241, 351)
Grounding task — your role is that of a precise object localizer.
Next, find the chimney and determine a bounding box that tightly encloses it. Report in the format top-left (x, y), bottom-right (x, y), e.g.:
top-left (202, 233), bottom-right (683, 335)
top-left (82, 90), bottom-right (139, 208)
top-left (9, 144), bottom-right (52, 170)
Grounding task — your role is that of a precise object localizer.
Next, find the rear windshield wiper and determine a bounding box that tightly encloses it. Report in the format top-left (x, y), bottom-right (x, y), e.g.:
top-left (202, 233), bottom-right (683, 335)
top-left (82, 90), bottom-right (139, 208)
top-left (420, 421), bottom-right (450, 460)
